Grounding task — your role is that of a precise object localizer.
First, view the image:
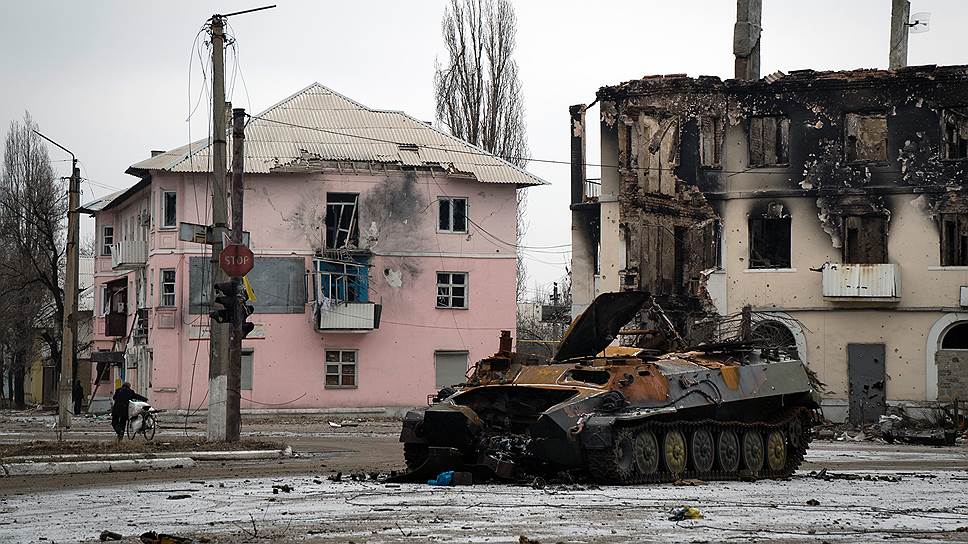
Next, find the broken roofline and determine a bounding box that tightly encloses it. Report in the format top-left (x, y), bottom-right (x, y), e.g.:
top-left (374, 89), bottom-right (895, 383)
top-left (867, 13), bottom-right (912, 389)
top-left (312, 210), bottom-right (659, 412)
top-left (597, 64), bottom-right (968, 100)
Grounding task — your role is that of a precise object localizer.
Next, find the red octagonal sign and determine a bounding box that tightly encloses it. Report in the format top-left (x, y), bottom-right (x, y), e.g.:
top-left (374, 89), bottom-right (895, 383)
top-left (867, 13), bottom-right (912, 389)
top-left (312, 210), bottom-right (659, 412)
top-left (220, 244), bottom-right (254, 277)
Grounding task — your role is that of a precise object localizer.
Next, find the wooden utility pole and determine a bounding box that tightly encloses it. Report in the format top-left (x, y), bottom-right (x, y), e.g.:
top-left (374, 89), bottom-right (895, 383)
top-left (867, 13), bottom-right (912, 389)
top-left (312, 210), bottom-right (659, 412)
top-left (207, 13), bottom-right (231, 442)
top-left (226, 108), bottom-right (246, 442)
top-left (33, 131), bottom-right (79, 429)
top-left (890, 0), bottom-right (911, 69)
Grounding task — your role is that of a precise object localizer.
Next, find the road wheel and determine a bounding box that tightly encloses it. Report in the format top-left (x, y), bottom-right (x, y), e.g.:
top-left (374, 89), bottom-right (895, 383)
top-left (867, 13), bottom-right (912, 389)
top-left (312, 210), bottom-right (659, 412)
top-left (788, 416), bottom-right (803, 450)
top-left (611, 428), bottom-right (637, 482)
top-left (690, 428), bottom-right (715, 473)
top-left (662, 429), bottom-right (687, 475)
top-left (633, 430), bottom-right (659, 476)
top-left (766, 430), bottom-right (786, 471)
top-left (742, 431), bottom-right (765, 473)
top-left (716, 429), bottom-right (740, 472)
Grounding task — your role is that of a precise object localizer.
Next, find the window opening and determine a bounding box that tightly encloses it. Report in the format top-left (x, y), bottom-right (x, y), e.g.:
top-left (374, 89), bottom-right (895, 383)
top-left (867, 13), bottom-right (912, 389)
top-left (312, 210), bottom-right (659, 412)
top-left (160, 269), bottom-right (176, 306)
top-left (325, 193), bottom-right (359, 249)
top-left (701, 116), bottom-right (723, 167)
top-left (940, 214), bottom-right (968, 266)
top-left (437, 272), bottom-right (468, 308)
top-left (843, 216), bottom-right (888, 264)
top-left (943, 108), bottom-right (968, 160)
top-left (845, 113), bottom-right (888, 162)
top-left (749, 211), bottom-right (791, 269)
top-left (102, 226), bottom-right (114, 256)
top-left (314, 256), bottom-right (370, 303)
top-left (749, 116), bottom-right (790, 166)
top-left (438, 197), bottom-right (468, 232)
top-left (325, 350), bottom-right (357, 388)
top-left (162, 191), bottom-right (177, 228)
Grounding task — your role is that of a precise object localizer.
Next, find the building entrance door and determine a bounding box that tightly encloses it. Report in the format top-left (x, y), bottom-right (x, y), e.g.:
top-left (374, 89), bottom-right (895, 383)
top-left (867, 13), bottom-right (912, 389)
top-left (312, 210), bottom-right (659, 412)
top-left (847, 343), bottom-right (886, 425)
top-left (434, 351), bottom-right (469, 389)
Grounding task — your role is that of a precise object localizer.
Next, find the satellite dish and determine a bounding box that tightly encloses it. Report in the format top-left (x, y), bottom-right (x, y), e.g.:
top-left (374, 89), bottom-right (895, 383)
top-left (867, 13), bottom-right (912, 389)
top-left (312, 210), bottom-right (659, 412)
top-left (909, 12), bottom-right (931, 33)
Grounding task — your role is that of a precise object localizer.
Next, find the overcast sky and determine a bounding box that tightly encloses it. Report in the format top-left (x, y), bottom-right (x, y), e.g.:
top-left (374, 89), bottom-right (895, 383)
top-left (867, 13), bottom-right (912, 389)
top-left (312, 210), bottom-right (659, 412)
top-left (2, 1), bottom-right (966, 298)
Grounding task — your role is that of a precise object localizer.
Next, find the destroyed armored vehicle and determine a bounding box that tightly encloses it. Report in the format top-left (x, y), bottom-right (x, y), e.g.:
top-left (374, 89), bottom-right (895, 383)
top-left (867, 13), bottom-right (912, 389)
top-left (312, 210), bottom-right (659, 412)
top-left (399, 292), bottom-right (821, 484)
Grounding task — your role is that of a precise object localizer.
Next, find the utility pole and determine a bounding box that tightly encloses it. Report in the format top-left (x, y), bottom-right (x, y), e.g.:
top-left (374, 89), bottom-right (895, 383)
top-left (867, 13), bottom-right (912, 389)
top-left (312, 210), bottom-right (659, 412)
top-left (890, 0), bottom-right (911, 69)
top-left (226, 108), bottom-right (246, 442)
top-left (33, 131), bottom-right (79, 430)
top-left (733, 0), bottom-right (762, 81)
top-left (207, 13), bottom-right (231, 442)
top-left (204, 5), bottom-right (274, 442)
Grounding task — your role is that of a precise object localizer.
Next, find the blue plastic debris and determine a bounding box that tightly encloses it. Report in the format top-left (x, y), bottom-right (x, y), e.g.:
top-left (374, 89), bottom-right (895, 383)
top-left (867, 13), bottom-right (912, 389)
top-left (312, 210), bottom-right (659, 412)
top-left (426, 471), bottom-right (455, 486)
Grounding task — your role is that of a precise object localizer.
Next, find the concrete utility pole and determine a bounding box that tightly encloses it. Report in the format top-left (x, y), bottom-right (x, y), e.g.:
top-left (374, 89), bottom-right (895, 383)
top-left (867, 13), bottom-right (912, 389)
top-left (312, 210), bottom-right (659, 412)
top-left (33, 131), bottom-right (79, 430)
top-left (226, 107), bottom-right (246, 442)
top-left (207, 13), bottom-right (231, 442)
top-left (890, 0), bottom-right (911, 69)
top-left (734, 0), bottom-right (762, 81)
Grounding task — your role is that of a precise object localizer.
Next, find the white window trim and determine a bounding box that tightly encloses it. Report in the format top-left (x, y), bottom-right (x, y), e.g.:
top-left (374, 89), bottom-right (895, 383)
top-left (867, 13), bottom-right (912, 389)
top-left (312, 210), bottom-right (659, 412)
top-left (324, 349), bottom-right (358, 389)
top-left (101, 225), bottom-right (114, 256)
top-left (437, 197), bottom-right (469, 234)
top-left (161, 190), bottom-right (177, 229)
top-left (436, 271), bottom-right (469, 309)
top-left (159, 268), bottom-right (176, 307)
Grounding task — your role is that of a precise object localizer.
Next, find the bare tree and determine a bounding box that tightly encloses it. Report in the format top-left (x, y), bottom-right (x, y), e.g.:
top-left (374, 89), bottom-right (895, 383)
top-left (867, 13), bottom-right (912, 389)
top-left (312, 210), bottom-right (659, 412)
top-left (0, 112), bottom-right (66, 408)
top-left (434, 0), bottom-right (530, 302)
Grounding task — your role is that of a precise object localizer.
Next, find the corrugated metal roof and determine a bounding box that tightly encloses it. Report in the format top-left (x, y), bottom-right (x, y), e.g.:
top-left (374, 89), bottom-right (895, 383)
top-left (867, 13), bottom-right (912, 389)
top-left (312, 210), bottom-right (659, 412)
top-left (128, 83), bottom-right (547, 187)
top-left (78, 188), bottom-right (128, 214)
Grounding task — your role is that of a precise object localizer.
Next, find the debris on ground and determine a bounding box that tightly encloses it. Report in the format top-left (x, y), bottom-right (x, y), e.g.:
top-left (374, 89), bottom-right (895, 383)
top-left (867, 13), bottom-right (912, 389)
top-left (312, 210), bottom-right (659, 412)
top-left (806, 498), bottom-right (821, 506)
top-left (878, 411), bottom-right (958, 446)
top-left (809, 468), bottom-right (902, 482)
top-left (272, 484), bottom-right (293, 494)
top-left (519, 536), bottom-right (541, 544)
top-left (99, 530), bottom-right (122, 541)
top-left (426, 470), bottom-right (473, 486)
top-left (139, 531), bottom-right (192, 544)
top-left (327, 472), bottom-right (342, 482)
top-left (165, 494), bottom-right (191, 500)
top-left (668, 505), bottom-right (703, 521)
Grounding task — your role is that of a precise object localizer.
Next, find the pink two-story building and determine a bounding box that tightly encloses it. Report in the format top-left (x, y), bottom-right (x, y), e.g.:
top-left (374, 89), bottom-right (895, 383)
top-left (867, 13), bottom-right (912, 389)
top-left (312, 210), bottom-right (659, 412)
top-left (82, 83), bottom-right (545, 412)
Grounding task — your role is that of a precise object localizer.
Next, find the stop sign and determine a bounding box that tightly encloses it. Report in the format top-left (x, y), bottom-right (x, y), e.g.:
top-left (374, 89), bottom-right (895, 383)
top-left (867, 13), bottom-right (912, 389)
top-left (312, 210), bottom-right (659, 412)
top-left (220, 244), bottom-right (254, 277)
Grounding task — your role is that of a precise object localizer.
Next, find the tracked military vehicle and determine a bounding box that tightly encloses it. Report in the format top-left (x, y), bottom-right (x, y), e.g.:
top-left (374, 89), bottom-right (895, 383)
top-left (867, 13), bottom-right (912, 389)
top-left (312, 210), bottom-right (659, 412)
top-left (399, 292), bottom-right (820, 484)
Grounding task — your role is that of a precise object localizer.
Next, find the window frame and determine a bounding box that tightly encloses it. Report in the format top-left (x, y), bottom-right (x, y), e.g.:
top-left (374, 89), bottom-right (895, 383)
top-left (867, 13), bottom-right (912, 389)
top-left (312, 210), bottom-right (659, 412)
top-left (437, 197), bottom-right (468, 233)
top-left (324, 349), bottom-right (358, 389)
top-left (160, 268), bottom-right (176, 307)
top-left (101, 225), bottom-right (114, 256)
top-left (436, 271), bottom-right (469, 309)
top-left (161, 190), bottom-right (177, 229)
top-left (940, 213), bottom-right (968, 267)
top-left (941, 108), bottom-right (968, 161)
top-left (844, 112), bottom-right (889, 164)
top-left (325, 192), bottom-right (360, 249)
top-left (748, 115), bottom-right (791, 167)
top-left (748, 215), bottom-right (792, 270)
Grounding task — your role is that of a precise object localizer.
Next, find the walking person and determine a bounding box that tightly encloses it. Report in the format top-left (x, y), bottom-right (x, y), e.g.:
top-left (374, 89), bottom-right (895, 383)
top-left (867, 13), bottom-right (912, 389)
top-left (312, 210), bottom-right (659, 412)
top-left (111, 382), bottom-right (147, 441)
top-left (72, 379), bottom-right (84, 415)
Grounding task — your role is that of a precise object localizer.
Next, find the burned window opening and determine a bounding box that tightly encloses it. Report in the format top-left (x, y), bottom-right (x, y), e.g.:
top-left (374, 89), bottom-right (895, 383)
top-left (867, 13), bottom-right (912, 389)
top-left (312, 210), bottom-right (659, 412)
top-left (748, 116), bottom-right (790, 167)
top-left (845, 113), bottom-right (888, 163)
top-left (941, 322), bottom-right (968, 349)
top-left (749, 214), bottom-right (791, 269)
top-left (438, 197), bottom-right (468, 232)
top-left (940, 213), bottom-right (968, 266)
top-left (325, 193), bottom-right (359, 249)
top-left (843, 215), bottom-right (888, 264)
top-left (701, 116), bottom-right (723, 167)
top-left (943, 108), bottom-right (968, 160)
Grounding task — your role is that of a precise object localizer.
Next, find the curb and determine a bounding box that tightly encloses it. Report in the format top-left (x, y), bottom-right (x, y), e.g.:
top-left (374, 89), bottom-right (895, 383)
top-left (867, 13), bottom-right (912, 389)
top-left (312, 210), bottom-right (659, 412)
top-left (0, 457), bottom-right (196, 477)
top-left (2, 447), bottom-right (293, 465)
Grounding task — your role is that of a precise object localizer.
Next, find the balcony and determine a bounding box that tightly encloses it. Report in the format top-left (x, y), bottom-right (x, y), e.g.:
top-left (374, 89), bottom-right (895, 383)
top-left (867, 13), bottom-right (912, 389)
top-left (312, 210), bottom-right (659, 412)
top-left (105, 312), bottom-right (128, 337)
top-left (822, 263), bottom-right (899, 301)
top-left (111, 240), bottom-right (147, 270)
top-left (316, 302), bottom-right (382, 331)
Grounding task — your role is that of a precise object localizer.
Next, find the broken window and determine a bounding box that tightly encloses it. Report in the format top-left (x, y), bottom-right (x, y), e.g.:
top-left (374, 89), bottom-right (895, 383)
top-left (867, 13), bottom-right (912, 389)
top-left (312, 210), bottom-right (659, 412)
top-left (748, 116), bottom-right (790, 166)
top-left (436, 272), bottom-right (468, 309)
top-left (701, 116), bottom-right (723, 167)
top-left (438, 197), bottom-right (467, 232)
top-left (943, 108), bottom-right (968, 160)
top-left (845, 113), bottom-right (888, 162)
top-left (748, 214), bottom-right (791, 269)
top-left (101, 225), bottom-right (114, 256)
top-left (315, 257), bottom-right (369, 303)
top-left (325, 349), bottom-right (357, 388)
top-left (940, 214), bottom-right (968, 266)
top-left (843, 216), bottom-right (888, 264)
top-left (325, 193), bottom-right (359, 249)
top-left (162, 190), bottom-right (177, 228)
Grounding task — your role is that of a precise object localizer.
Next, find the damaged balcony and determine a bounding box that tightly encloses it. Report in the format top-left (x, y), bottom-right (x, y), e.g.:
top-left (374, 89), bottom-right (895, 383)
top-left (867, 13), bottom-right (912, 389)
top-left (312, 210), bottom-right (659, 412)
top-left (313, 254), bottom-right (382, 332)
top-left (111, 240), bottom-right (147, 270)
top-left (821, 263), bottom-right (900, 302)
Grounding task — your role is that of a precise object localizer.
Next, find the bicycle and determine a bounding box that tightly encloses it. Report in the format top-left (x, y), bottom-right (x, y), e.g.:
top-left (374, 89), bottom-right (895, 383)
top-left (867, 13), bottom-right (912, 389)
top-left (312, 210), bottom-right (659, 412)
top-left (126, 400), bottom-right (157, 441)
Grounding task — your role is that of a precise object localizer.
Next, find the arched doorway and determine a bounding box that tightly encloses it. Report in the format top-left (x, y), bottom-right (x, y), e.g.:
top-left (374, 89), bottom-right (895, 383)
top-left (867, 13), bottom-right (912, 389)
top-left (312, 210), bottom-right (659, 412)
top-left (925, 313), bottom-right (968, 402)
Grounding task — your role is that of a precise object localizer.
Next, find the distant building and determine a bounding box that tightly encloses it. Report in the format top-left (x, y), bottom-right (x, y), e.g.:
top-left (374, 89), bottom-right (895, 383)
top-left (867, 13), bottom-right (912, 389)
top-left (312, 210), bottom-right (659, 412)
top-left (81, 83), bottom-right (544, 412)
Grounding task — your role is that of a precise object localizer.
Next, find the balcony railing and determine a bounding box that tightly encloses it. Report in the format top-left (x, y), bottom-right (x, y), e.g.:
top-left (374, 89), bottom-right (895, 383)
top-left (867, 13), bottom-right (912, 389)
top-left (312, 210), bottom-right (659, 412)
top-left (111, 240), bottom-right (147, 270)
top-left (316, 302), bottom-right (382, 331)
top-left (822, 263), bottom-right (899, 300)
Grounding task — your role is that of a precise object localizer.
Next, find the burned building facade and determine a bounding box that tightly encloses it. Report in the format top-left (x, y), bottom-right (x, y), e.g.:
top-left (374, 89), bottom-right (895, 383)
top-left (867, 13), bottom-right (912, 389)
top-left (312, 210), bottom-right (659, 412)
top-left (571, 65), bottom-right (968, 423)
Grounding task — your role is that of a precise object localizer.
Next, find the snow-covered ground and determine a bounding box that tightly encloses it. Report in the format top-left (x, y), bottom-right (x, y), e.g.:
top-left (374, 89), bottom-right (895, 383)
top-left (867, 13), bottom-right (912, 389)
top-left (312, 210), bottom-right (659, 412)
top-left (3, 468), bottom-right (967, 542)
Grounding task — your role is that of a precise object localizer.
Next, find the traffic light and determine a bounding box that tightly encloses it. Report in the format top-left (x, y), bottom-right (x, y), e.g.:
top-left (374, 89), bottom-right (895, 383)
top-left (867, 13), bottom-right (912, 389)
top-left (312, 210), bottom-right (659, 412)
top-left (209, 281), bottom-right (240, 324)
top-left (239, 299), bottom-right (255, 338)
